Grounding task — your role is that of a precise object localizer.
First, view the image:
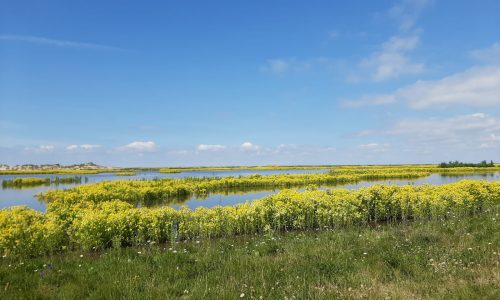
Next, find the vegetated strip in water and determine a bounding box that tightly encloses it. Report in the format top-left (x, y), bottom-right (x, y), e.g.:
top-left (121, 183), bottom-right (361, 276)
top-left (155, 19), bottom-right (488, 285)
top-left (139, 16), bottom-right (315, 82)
top-left (1, 180), bottom-right (499, 257)
top-left (158, 165), bottom-right (335, 173)
top-left (330, 166), bottom-right (500, 175)
top-left (39, 171), bottom-right (432, 206)
top-left (115, 172), bottom-right (137, 176)
top-left (2, 176), bottom-right (85, 189)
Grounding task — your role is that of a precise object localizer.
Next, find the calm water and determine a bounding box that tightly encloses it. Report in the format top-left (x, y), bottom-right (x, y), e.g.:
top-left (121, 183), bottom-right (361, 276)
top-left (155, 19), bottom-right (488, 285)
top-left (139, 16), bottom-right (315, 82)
top-left (1, 171), bottom-right (499, 211)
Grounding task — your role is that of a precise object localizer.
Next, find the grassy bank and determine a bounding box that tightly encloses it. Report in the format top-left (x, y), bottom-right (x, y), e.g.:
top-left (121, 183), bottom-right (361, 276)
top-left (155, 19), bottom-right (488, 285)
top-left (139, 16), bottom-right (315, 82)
top-left (1, 206), bottom-right (498, 299)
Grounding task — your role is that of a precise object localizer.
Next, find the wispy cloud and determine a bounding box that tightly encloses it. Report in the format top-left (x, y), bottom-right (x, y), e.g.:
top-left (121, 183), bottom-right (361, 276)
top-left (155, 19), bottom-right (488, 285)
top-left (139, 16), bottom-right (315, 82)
top-left (387, 113), bottom-right (499, 137)
top-left (480, 134), bottom-right (500, 149)
top-left (388, 0), bottom-right (432, 32)
top-left (260, 59), bottom-right (292, 74)
top-left (24, 145), bottom-right (55, 153)
top-left (342, 94), bottom-right (396, 108)
top-left (261, 1), bottom-right (430, 81)
top-left (260, 57), bottom-right (336, 75)
top-left (0, 35), bottom-right (124, 51)
top-left (470, 42), bottom-right (500, 64)
top-left (360, 35), bottom-right (424, 81)
top-left (357, 143), bottom-right (390, 152)
top-left (351, 0), bottom-right (430, 82)
top-left (66, 144), bottom-right (101, 151)
top-left (343, 65), bottom-right (500, 108)
top-left (162, 142), bottom-right (337, 164)
top-left (356, 113), bottom-right (500, 151)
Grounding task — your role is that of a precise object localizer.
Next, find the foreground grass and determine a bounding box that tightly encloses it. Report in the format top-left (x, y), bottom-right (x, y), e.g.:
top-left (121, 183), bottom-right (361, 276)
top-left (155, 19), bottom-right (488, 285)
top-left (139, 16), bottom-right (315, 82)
top-left (1, 208), bottom-right (499, 299)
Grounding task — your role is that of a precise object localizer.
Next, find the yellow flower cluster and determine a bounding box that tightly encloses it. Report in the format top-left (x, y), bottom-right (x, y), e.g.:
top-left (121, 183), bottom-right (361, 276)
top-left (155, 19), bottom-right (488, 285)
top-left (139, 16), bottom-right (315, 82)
top-left (0, 206), bottom-right (64, 257)
top-left (1, 180), bottom-right (499, 256)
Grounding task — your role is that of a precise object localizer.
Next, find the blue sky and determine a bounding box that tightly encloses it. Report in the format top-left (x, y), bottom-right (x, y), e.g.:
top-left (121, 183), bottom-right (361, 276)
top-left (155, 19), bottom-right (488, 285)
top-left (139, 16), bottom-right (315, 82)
top-left (1, 0), bottom-right (499, 167)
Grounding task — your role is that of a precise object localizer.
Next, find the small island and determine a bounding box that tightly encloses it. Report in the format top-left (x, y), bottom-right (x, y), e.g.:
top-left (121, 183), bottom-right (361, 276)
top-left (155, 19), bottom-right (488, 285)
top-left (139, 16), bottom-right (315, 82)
top-left (2, 176), bottom-right (84, 188)
top-left (115, 172), bottom-right (137, 176)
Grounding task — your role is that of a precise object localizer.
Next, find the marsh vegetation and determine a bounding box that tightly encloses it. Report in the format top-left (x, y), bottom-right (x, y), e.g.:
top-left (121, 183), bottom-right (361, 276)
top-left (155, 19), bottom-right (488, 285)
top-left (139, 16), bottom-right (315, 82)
top-left (2, 176), bottom-right (85, 189)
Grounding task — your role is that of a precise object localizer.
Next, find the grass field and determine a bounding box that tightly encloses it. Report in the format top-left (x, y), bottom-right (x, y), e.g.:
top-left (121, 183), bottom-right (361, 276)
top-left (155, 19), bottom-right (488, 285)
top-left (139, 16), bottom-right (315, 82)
top-left (1, 205), bottom-right (498, 299)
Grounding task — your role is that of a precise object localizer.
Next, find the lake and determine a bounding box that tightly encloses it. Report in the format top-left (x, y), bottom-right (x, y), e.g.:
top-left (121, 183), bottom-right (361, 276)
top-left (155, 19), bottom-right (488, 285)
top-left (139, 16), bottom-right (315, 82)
top-left (1, 170), bottom-right (499, 211)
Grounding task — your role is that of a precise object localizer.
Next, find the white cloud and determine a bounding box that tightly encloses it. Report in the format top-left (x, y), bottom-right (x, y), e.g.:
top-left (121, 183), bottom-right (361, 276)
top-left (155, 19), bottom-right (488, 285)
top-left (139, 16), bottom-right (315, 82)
top-left (123, 141), bottom-right (157, 152)
top-left (0, 35), bottom-right (124, 51)
top-left (470, 42), bottom-right (500, 64)
top-left (24, 145), bottom-right (55, 153)
top-left (384, 35), bottom-right (420, 52)
top-left (391, 113), bottom-right (500, 151)
top-left (183, 143), bottom-right (337, 157)
top-left (343, 66), bottom-right (500, 108)
top-left (66, 144), bottom-right (101, 151)
top-left (197, 144), bottom-right (226, 151)
top-left (348, 113), bottom-right (500, 161)
top-left (39, 145), bottom-right (54, 151)
top-left (240, 142), bottom-right (261, 152)
top-left (352, 0), bottom-right (430, 82)
top-left (389, 0), bottom-right (432, 31)
top-left (358, 113), bottom-right (500, 151)
top-left (359, 35), bottom-right (424, 81)
top-left (484, 133), bottom-right (500, 142)
top-left (479, 134), bottom-right (500, 149)
top-left (80, 144), bottom-right (100, 150)
top-left (388, 113), bottom-right (499, 137)
top-left (357, 143), bottom-right (390, 152)
top-left (161, 143), bottom-right (340, 165)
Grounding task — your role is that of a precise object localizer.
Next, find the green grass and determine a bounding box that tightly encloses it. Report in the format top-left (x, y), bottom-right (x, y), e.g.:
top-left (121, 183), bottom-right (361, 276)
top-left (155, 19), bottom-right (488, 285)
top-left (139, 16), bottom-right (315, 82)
top-left (1, 207), bottom-right (499, 299)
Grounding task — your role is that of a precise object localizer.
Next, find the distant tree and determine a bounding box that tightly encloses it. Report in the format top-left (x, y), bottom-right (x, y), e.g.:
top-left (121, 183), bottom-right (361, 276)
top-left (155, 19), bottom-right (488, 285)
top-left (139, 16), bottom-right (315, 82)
top-left (438, 160), bottom-right (495, 168)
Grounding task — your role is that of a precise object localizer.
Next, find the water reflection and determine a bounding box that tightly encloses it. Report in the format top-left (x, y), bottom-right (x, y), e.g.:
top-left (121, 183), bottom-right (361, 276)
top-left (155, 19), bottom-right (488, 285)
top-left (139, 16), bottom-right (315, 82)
top-left (134, 186), bottom-right (281, 209)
